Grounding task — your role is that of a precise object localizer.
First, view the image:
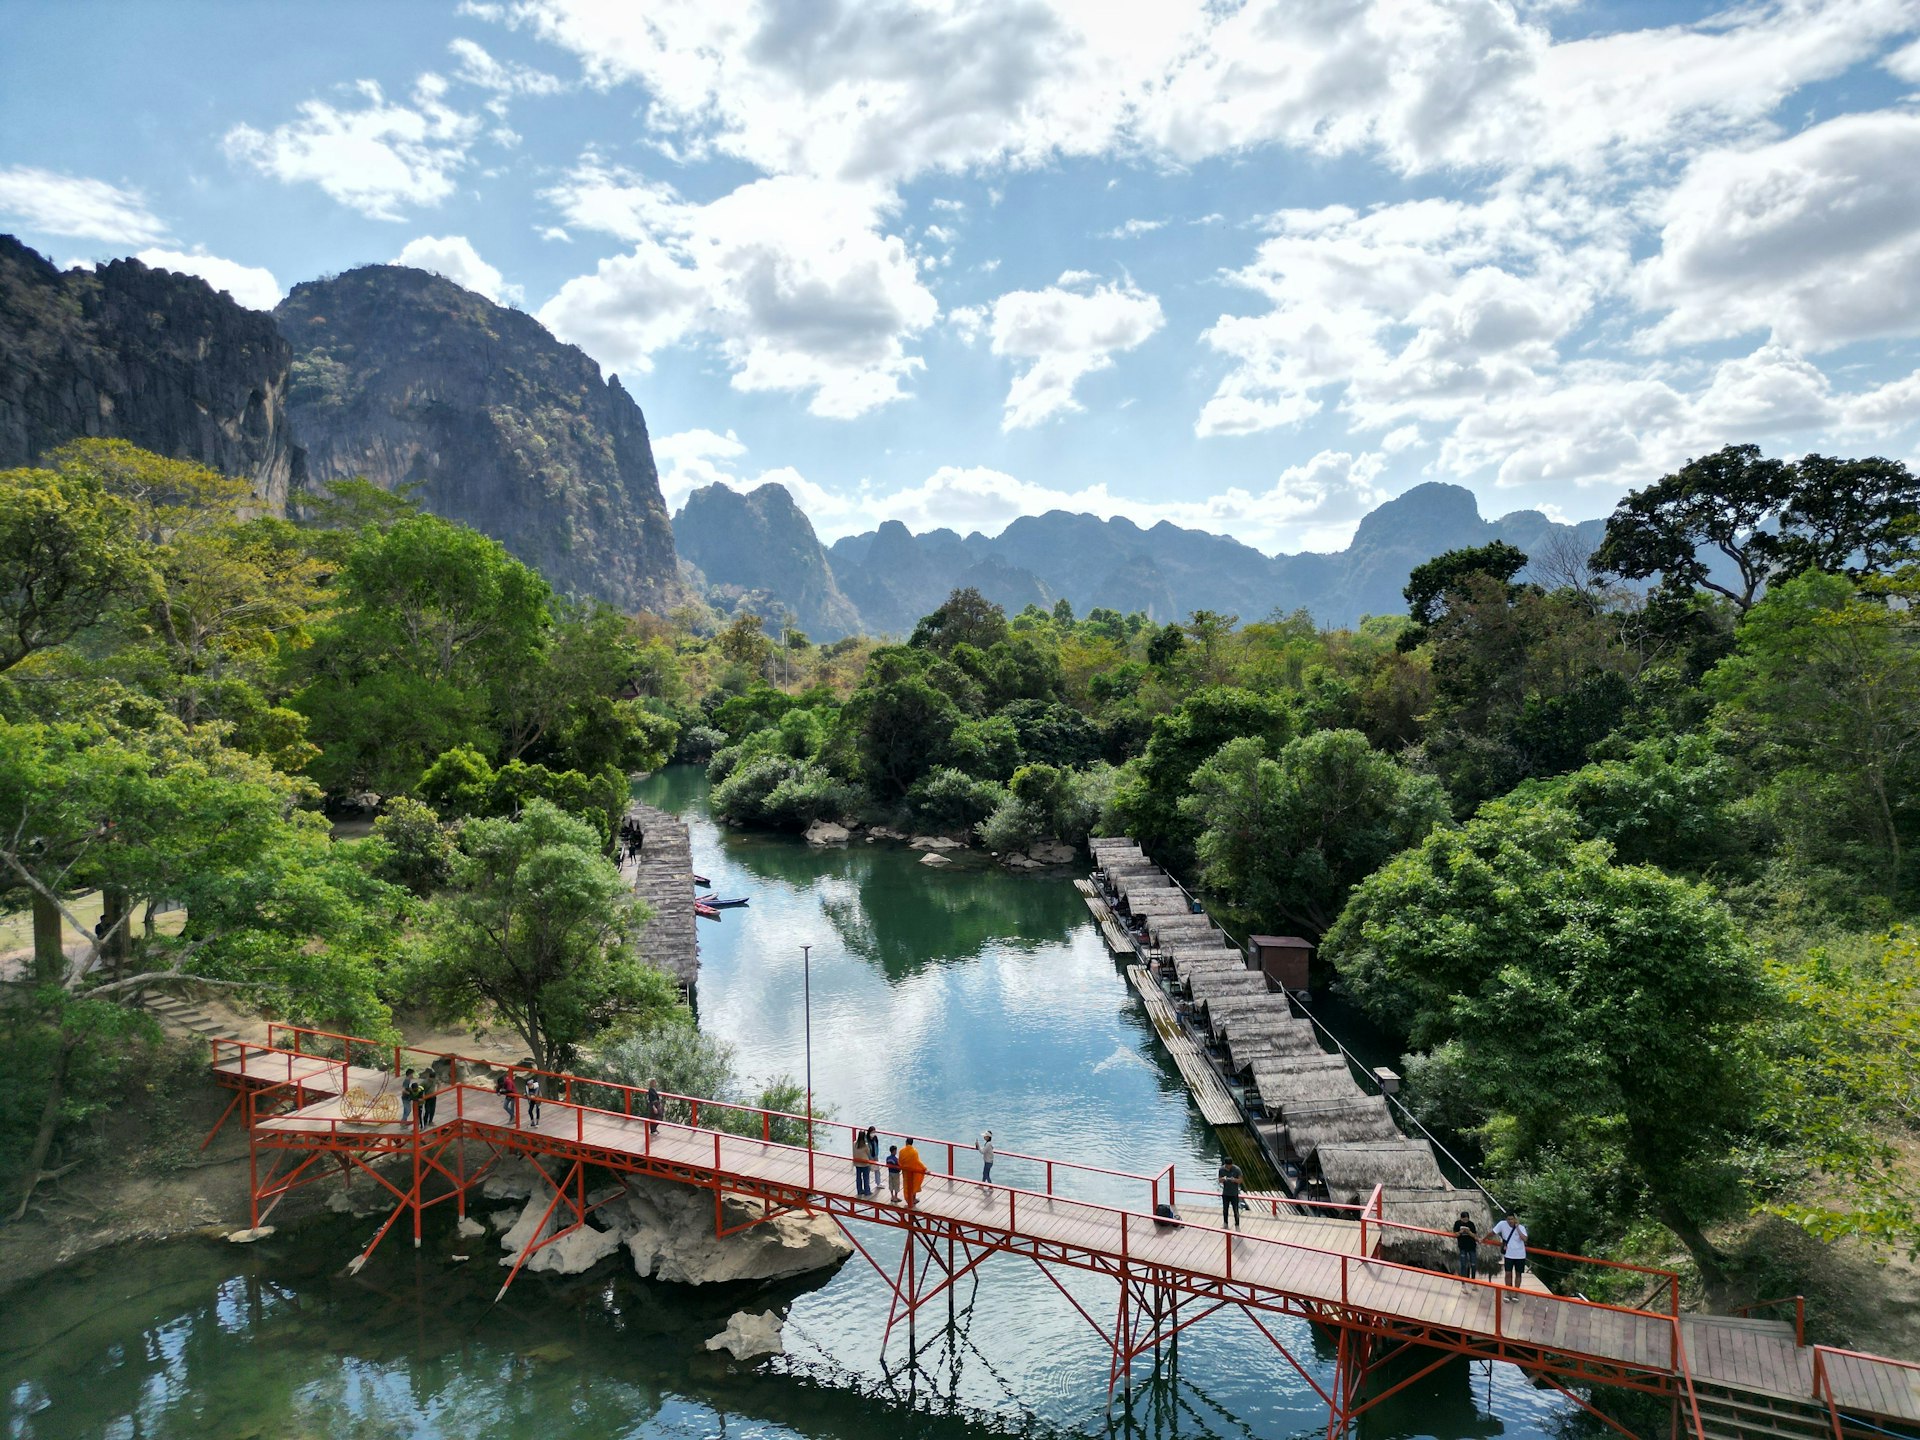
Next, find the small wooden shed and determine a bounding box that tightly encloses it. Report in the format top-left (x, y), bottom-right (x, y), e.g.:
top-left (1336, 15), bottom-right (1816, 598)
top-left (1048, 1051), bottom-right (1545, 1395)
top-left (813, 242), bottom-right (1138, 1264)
top-left (1250, 935), bottom-right (1313, 992)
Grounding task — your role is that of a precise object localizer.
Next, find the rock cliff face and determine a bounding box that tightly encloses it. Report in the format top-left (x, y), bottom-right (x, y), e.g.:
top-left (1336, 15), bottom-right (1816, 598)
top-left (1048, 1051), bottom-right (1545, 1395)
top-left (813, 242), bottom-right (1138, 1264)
top-left (276, 266), bottom-right (678, 613)
top-left (674, 481), bottom-right (864, 639)
top-left (0, 236), bottom-right (303, 507)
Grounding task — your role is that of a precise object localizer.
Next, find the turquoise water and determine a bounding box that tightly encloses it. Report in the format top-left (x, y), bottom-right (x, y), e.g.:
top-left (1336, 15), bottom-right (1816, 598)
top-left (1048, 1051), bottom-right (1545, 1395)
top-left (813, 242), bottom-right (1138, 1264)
top-left (0, 767), bottom-right (1576, 1440)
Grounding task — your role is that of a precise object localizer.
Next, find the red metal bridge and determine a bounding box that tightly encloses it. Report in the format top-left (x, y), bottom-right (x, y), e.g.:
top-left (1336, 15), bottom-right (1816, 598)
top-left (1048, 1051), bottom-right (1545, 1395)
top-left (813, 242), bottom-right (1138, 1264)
top-left (208, 1025), bottom-right (1920, 1440)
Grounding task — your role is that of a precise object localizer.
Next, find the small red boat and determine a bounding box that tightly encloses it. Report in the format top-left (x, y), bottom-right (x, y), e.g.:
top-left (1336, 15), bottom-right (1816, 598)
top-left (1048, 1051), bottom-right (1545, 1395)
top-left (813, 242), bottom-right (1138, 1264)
top-left (694, 901), bottom-right (720, 921)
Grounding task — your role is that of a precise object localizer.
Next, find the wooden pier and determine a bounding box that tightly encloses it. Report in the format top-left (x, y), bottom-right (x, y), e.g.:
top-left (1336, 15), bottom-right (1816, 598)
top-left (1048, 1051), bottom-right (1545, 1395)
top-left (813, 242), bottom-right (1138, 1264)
top-left (624, 802), bottom-right (699, 999)
top-left (1128, 964), bottom-right (1244, 1126)
top-left (1075, 879), bottom-right (1134, 954)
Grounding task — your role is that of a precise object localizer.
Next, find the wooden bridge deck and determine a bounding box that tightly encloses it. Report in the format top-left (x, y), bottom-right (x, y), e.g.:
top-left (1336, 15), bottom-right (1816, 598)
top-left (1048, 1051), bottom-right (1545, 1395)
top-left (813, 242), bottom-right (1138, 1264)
top-left (624, 801), bottom-right (698, 996)
top-left (1127, 964), bottom-right (1245, 1126)
top-left (217, 1037), bottom-right (1920, 1427)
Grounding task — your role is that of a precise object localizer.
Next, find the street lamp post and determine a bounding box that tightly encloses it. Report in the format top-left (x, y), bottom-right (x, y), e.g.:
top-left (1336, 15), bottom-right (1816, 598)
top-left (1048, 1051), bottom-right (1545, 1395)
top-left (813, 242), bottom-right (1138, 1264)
top-left (800, 943), bottom-right (813, 1156)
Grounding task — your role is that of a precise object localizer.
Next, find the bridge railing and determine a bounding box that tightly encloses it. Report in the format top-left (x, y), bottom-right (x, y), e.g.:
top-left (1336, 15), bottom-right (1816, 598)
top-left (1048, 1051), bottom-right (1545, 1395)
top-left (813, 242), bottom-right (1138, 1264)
top-left (232, 1026), bottom-right (1689, 1372)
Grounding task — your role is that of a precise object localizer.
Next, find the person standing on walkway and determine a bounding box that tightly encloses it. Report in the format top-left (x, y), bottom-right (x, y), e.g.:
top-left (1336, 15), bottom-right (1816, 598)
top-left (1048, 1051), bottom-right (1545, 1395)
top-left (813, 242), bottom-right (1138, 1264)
top-left (898, 1139), bottom-right (927, 1208)
top-left (419, 1070), bottom-right (438, 1129)
top-left (645, 1079), bottom-right (663, 1137)
top-left (979, 1130), bottom-right (995, 1185)
top-left (885, 1145), bottom-right (902, 1202)
top-left (853, 1131), bottom-right (873, 1197)
top-left (400, 1068), bottom-right (417, 1125)
top-left (1217, 1158), bottom-right (1243, 1229)
top-left (1453, 1210), bottom-right (1479, 1278)
top-left (525, 1074), bottom-right (542, 1128)
top-left (496, 1070), bottom-right (519, 1126)
top-left (863, 1125), bottom-right (880, 1173)
top-left (1488, 1210), bottom-right (1528, 1290)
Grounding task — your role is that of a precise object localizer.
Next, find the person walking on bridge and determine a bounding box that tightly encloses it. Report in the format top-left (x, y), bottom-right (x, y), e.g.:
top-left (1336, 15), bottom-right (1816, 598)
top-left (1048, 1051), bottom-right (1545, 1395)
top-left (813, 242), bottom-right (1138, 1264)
top-left (885, 1145), bottom-right (902, 1202)
top-left (898, 1139), bottom-right (928, 1208)
top-left (645, 1079), bottom-right (663, 1138)
top-left (1452, 1210), bottom-right (1479, 1277)
top-left (979, 1130), bottom-right (995, 1185)
top-left (496, 1070), bottom-right (519, 1126)
top-left (1487, 1210), bottom-right (1528, 1291)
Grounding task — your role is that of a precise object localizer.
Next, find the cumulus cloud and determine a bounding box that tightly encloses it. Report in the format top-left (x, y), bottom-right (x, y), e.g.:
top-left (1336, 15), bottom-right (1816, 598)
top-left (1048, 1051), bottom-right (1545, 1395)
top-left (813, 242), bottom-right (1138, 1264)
top-left (394, 234), bottom-right (521, 304)
top-left (448, 37), bottom-right (564, 95)
top-left (538, 163), bottom-right (938, 417)
top-left (130, 248), bottom-right (281, 310)
top-left (1197, 191), bottom-right (1626, 438)
top-left (963, 273), bottom-right (1164, 429)
top-left (0, 167), bottom-right (168, 244)
top-left (224, 77), bottom-right (480, 221)
top-left (1636, 109), bottom-right (1920, 352)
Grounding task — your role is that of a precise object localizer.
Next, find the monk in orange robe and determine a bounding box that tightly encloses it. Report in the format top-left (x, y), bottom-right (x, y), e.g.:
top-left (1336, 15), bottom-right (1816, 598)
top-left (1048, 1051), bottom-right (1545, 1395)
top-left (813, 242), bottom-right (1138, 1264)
top-left (898, 1139), bottom-right (928, 1208)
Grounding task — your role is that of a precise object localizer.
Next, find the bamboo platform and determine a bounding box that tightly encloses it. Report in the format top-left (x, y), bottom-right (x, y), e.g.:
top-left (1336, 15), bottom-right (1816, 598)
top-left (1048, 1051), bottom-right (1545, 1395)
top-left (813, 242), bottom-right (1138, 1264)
top-left (624, 802), bottom-right (699, 997)
top-left (1079, 887), bottom-right (1135, 956)
top-left (1128, 964), bottom-right (1245, 1126)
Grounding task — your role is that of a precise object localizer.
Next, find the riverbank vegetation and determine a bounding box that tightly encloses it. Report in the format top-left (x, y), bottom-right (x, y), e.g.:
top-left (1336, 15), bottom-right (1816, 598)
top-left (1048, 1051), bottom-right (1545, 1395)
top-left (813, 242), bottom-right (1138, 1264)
top-left (5, 436), bottom-right (1919, 1317)
top-left (0, 442), bottom-right (691, 1218)
top-left (654, 443), bottom-right (1920, 1296)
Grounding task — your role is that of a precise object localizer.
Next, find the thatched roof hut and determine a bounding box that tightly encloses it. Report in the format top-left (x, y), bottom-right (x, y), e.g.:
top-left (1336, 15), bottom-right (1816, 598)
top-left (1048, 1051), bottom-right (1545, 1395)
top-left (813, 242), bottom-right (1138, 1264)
top-left (1167, 952), bottom-right (1249, 983)
top-left (1317, 1140), bottom-right (1448, 1194)
top-left (1222, 1023), bottom-right (1323, 1073)
top-left (1375, 1189), bottom-right (1494, 1272)
top-left (1194, 994), bottom-right (1290, 1040)
top-left (1186, 969), bottom-right (1271, 1001)
top-left (1090, 837), bottom-right (1143, 857)
top-left (1148, 917), bottom-right (1222, 947)
top-left (1248, 1057), bottom-right (1353, 1115)
top-left (1283, 1094), bottom-right (1403, 1158)
top-left (1127, 893), bottom-right (1195, 915)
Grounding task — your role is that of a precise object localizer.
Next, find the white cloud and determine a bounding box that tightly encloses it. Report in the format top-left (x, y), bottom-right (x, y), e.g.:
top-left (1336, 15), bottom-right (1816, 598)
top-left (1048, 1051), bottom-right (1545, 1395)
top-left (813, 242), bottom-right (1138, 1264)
top-left (394, 234), bottom-right (521, 304)
top-left (653, 427), bottom-right (856, 521)
top-left (1103, 217), bottom-right (1165, 238)
top-left (130, 248), bottom-right (281, 310)
top-left (1197, 191), bottom-right (1626, 438)
top-left (224, 78), bottom-right (480, 221)
top-left (0, 167), bottom-right (168, 244)
top-left (1636, 109), bottom-right (1920, 352)
top-left (448, 37), bottom-right (564, 95)
top-left (539, 165), bottom-right (938, 416)
top-left (969, 274), bottom-right (1164, 429)
top-left (1888, 36), bottom-right (1920, 81)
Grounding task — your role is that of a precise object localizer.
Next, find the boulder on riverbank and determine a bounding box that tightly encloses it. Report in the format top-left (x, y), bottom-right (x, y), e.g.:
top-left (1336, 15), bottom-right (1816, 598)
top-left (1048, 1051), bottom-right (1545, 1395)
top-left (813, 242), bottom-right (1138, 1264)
top-left (919, 852), bottom-right (953, 868)
top-left (491, 1170), bottom-right (852, 1283)
top-left (910, 835), bottom-right (961, 851)
top-left (803, 820), bottom-right (850, 846)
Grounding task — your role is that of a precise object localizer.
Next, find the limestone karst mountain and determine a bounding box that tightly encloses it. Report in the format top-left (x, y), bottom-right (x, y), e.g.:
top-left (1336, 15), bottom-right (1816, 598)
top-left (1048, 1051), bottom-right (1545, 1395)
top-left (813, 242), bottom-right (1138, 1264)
top-left (0, 235), bottom-right (304, 508)
top-left (276, 265), bottom-right (680, 613)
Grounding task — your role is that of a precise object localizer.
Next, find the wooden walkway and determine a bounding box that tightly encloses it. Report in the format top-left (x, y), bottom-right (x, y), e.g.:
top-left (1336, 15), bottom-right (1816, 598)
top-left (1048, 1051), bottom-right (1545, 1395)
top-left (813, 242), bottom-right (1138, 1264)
top-left (624, 801), bottom-right (698, 996)
top-left (1129, 964), bottom-right (1257, 1127)
top-left (212, 1035), bottom-right (1920, 1427)
top-left (1076, 881), bottom-right (1135, 955)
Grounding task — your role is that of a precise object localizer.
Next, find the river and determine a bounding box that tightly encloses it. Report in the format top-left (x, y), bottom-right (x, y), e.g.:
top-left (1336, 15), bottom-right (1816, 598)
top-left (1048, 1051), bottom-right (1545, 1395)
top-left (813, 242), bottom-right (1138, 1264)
top-left (1, 767), bottom-right (1576, 1440)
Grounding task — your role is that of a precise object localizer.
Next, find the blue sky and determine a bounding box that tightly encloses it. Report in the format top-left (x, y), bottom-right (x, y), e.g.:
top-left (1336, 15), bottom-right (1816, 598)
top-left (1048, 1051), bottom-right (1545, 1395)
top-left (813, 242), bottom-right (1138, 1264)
top-left (4, 0), bottom-right (1919, 551)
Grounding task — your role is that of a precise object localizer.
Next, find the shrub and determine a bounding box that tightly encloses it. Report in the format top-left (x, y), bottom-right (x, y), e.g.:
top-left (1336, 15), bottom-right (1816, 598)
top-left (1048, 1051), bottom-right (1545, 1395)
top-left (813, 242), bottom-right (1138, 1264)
top-left (907, 767), bottom-right (1006, 831)
top-left (978, 793), bottom-right (1046, 854)
top-left (678, 724), bottom-right (726, 763)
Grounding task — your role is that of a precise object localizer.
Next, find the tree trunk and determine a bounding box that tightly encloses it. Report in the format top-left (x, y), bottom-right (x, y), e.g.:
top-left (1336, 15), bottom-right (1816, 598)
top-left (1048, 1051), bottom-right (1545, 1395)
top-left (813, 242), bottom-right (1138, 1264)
top-left (102, 887), bottom-right (133, 972)
top-left (31, 890), bottom-right (65, 982)
top-left (1655, 1195), bottom-right (1728, 1295)
top-left (10, 1035), bottom-right (76, 1222)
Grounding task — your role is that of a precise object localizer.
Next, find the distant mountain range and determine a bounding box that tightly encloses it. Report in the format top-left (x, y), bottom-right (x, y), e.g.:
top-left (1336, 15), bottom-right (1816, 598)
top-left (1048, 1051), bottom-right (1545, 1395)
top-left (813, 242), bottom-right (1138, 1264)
top-left (679, 480), bottom-right (1606, 637)
top-left (3, 233), bottom-right (1606, 639)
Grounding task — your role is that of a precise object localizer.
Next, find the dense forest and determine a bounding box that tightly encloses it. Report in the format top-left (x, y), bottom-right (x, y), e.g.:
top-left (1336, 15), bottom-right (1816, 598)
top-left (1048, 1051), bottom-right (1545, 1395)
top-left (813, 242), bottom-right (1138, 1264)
top-left (4, 437), bottom-right (1919, 1305)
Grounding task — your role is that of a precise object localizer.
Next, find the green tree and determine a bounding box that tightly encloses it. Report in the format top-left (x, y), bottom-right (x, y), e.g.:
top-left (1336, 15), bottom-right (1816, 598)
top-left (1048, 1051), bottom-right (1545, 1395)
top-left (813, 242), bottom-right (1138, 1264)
top-left (910, 587), bottom-right (1010, 655)
top-left (1185, 729), bottom-right (1451, 941)
top-left (293, 514), bottom-right (551, 794)
top-left (1114, 687), bottom-right (1293, 864)
top-left (0, 463), bottom-right (146, 672)
top-left (1595, 446), bottom-right (1919, 612)
top-left (1327, 800), bottom-right (1764, 1277)
top-left (844, 651), bottom-right (961, 798)
top-left (1708, 572), bottom-right (1920, 894)
top-left (413, 801), bottom-right (676, 1069)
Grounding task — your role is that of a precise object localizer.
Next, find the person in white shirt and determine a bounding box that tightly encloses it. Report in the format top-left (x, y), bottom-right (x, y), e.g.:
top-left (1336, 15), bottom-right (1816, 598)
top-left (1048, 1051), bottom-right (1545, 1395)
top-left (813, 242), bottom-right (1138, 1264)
top-left (1487, 1210), bottom-right (1529, 1290)
top-left (980, 1130), bottom-right (995, 1184)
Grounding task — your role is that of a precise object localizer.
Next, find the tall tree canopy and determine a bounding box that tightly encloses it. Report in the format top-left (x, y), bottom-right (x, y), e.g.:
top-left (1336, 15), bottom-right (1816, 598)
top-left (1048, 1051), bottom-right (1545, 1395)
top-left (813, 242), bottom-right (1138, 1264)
top-left (1595, 444), bottom-right (1920, 611)
top-left (1327, 800), bottom-right (1764, 1277)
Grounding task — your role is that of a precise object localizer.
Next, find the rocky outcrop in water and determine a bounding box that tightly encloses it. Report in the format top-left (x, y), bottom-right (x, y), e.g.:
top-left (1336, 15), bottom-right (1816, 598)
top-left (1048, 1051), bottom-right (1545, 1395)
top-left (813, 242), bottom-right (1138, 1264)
top-left (485, 1158), bottom-right (852, 1283)
top-left (674, 482), bottom-right (864, 640)
top-left (276, 266), bottom-right (679, 613)
top-left (0, 236), bottom-right (304, 508)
